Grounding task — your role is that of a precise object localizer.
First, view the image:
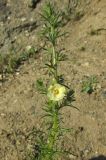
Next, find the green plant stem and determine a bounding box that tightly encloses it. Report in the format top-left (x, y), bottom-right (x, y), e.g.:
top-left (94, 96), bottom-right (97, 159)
top-left (45, 103), bottom-right (59, 160)
top-left (52, 45), bottom-right (56, 66)
top-left (40, 3), bottom-right (63, 159)
top-left (44, 30), bottom-right (59, 160)
top-left (48, 106), bottom-right (59, 148)
top-left (52, 45), bottom-right (57, 80)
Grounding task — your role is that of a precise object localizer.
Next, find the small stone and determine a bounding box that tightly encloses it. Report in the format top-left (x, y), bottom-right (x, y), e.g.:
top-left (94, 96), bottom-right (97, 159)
top-left (0, 113), bottom-right (6, 117)
top-left (16, 72), bottom-right (20, 75)
top-left (21, 17), bottom-right (26, 22)
top-left (84, 40), bottom-right (87, 44)
top-left (26, 45), bottom-right (32, 51)
top-left (95, 151), bottom-right (98, 155)
top-left (14, 36), bottom-right (17, 40)
top-left (69, 154), bottom-right (76, 159)
top-left (82, 62), bottom-right (89, 67)
top-left (7, 16), bottom-right (11, 20)
top-left (30, 18), bottom-right (34, 22)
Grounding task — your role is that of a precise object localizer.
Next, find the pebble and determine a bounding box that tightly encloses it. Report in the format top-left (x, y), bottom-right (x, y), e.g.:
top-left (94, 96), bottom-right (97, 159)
top-left (16, 72), bottom-right (20, 75)
top-left (7, 16), bottom-right (11, 20)
top-left (95, 151), bottom-right (98, 155)
top-left (0, 113), bottom-right (6, 117)
top-left (21, 17), bottom-right (26, 22)
top-left (82, 62), bottom-right (89, 67)
top-left (69, 154), bottom-right (76, 159)
top-left (26, 45), bottom-right (32, 51)
top-left (84, 40), bottom-right (87, 44)
top-left (14, 36), bottom-right (17, 40)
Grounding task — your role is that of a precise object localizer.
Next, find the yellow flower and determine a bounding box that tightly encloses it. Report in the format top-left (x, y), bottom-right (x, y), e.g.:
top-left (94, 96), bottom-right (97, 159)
top-left (47, 83), bottom-right (66, 101)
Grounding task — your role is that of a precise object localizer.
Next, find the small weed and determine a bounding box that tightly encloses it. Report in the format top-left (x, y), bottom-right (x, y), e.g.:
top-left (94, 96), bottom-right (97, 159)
top-left (6, 53), bottom-right (19, 74)
top-left (27, 46), bottom-right (38, 58)
top-left (61, 2), bottom-right (72, 23)
top-left (0, 46), bottom-right (39, 84)
top-left (61, 0), bottom-right (84, 25)
top-left (19, 46), bottom-right (38, 62)
top-left (81, 76), bottom-right (98, 94)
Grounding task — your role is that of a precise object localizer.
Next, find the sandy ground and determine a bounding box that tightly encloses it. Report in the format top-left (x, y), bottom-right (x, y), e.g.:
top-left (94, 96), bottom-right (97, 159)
top-left (0, 0), bottom-right (106, 160)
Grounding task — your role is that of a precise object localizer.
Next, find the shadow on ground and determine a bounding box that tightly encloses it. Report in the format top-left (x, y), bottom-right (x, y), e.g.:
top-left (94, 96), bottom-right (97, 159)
top-left (89, 155), bottom-right (106, 160)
